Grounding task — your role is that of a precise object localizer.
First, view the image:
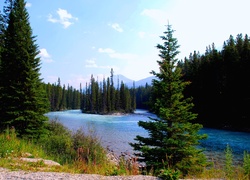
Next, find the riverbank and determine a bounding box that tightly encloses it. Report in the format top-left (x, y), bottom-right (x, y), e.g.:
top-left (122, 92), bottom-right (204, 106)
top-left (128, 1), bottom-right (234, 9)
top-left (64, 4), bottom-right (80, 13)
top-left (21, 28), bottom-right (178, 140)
top-left (1, 124), bottom-right (249, 179)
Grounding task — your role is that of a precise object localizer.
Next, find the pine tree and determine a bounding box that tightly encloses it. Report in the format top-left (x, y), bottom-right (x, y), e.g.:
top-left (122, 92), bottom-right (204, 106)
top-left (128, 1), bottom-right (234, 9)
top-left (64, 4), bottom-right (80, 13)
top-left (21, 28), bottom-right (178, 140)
top-left (102, 78), bottom-right (107, 113)
top-left (0, 0), bottom-right (49, 138)
top-left (90, 75), bottom-right (97, 113)
top-left (106, 77), bottom-right (111, 112)
top-left (110, 68), bottom-right (116, 112)
top-left (130, 24), bottom-right (207, 175)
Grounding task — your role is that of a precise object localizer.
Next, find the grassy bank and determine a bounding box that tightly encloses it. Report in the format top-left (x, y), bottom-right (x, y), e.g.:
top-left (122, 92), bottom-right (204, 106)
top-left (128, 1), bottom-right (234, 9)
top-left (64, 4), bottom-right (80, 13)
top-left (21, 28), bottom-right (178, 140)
top-left (0, 120), bottom-right (140, 175)
top-left (1, 121), bottom-right (250, 179)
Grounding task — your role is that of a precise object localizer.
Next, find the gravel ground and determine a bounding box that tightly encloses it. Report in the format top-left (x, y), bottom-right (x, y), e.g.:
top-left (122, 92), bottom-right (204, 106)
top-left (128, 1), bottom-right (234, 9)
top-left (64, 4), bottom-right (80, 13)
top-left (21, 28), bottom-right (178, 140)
top-left (0, 168), bottom-right (160, 180)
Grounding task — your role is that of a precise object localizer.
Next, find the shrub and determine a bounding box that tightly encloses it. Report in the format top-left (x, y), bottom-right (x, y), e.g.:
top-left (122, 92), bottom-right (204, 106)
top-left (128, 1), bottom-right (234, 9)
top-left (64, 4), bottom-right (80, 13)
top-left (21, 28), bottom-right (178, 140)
top-left (243, 151), bottom-right (250, 178)
top-left (158, 169), bottom-right (180, 180)
top-left (39, 120), bottom-right (74, 164)
top-left (224, 144), bottom-right (233, 179)
top-left (0, 127), bottom-right (46, 159)
top-left (39, 119), bottom-right (109, 169)
top-left (71, 128), bottom-right (106, 165)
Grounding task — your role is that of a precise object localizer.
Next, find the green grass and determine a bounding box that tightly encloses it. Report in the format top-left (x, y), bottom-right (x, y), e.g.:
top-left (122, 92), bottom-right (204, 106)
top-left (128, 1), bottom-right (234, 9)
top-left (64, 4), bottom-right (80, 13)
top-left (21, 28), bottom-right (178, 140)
top-left (0, 127), bottom-right (47, 159)
top-left (184, 146), bottom-right (250, 180)
top-left (2, 122), bottom-right (249, 179)
top-left (0, 121), bottom-right (140, 175)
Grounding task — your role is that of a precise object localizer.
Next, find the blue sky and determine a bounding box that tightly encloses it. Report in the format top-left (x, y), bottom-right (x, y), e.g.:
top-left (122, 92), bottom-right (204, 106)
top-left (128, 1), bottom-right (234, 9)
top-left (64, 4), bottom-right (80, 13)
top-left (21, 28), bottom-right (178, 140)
top-left (0, 0), bottom-right (249, 88)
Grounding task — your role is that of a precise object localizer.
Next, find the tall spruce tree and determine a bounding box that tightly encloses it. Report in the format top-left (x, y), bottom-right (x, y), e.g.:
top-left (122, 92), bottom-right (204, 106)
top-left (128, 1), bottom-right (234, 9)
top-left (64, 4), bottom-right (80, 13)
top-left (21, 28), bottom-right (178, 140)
top-left (0, 0), bottom-right (49, 139)
top-left (130, 24), bottom-right (207, 175)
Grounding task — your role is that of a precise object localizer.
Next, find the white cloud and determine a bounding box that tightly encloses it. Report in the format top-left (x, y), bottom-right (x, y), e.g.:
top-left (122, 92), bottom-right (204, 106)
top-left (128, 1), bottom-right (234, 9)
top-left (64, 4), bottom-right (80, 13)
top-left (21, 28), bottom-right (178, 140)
top-left (109, 53), bottom-right (137, 60)
top-left (66, 74), bottom-right (90, 88)
top-left (98, 48), bottom-right (115, 54)
top-left (98, 48), bottom-right (138, 60)
top-left (48, 8), bottom-right (78, 28)
top-left (109, 23), bottom-right (123, 32)
top-left (141, 9), bottom-right (168, 25)
top-left (39, 48), bottom-right (54, 63)
top-left (25, 2), bottom-right (32, 8)
top-left (85, 59), bottom-right (97, 68)
top-left (85, 59), bottom-right (114, 69)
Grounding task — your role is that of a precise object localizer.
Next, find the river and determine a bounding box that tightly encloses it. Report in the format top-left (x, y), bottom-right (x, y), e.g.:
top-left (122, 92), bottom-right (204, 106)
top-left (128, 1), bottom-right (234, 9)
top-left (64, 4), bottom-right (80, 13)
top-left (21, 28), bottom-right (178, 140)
top-left (45, 109), bottom-right (250, 164)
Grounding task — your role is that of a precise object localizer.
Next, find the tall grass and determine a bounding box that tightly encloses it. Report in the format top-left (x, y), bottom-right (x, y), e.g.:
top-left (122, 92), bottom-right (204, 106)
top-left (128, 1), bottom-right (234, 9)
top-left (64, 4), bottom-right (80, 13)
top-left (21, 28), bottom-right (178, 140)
top-left (40, 120), bottom-right (140, 175)
top-left (0, 127), bottom-right (47, 159)
top-left (185, 145), bottom-right (250, 180)
top-left (0, 120), bottom-right (140, 175)
top-left (4, 121), bottom-right (250, 178)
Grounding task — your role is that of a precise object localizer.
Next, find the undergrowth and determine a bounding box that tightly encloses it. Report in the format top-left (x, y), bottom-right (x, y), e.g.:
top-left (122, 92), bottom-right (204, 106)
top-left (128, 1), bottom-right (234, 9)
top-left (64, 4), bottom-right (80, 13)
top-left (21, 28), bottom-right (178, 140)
top-left (184, 145), bottom-right (250, 180)
top-left (1, 122), bottom-right (250, 179)
top-left (0, 120), bottom-right (140, 175)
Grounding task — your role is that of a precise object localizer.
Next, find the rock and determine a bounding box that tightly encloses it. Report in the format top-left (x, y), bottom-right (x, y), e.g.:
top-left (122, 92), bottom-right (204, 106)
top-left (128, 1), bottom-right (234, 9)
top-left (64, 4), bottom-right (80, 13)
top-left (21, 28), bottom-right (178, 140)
top-left (21, 152), bottom-right (33, 157)
top-left (18, 158), bottom-right (61, 166)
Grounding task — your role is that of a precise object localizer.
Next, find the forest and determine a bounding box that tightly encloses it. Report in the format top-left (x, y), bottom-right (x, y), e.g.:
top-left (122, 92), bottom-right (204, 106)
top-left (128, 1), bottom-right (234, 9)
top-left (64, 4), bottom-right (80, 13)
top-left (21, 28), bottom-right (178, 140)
top-left (45, 74), bottom-right (152, 114)
top-left (46, 33), bottom-right (250, 132)
top-left (179, 34), bottom-right (250, 131)
top-left (45, 69), bottom-right (137, 114)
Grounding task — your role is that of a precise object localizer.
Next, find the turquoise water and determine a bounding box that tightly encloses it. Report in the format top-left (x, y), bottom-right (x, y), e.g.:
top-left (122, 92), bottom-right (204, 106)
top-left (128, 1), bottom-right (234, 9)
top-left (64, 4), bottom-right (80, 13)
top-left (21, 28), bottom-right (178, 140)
top-left (45, 109), bottom-right (153, 155)
top-left (45, 109), bottom-right (250, 162)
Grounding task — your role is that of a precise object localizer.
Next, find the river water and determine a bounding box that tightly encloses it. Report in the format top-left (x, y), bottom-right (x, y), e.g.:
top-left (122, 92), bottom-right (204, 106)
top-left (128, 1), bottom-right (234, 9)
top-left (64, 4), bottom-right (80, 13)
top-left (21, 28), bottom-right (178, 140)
top-left (45, 109), bottom-right (250, 164)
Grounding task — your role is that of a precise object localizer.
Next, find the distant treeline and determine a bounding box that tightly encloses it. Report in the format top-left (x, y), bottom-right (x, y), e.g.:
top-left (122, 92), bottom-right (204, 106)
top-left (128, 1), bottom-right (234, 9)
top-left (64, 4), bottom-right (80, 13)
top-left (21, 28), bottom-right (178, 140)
top-left (178, 33), bottom-right (250, 131)
top-left (45, 76), bottom-right (151, 113)
top-left (81, 69), bottom-right (136, 114)
top-left (44, 80), bottom-right (81, 111)
top-left (45, 69), bottom-right (141, 114)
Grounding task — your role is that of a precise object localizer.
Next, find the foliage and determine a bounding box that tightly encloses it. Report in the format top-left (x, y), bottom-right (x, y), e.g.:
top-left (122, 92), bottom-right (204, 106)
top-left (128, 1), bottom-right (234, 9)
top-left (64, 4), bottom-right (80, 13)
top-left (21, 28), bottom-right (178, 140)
top-left (224, 144), bottom-right (233, 178)
top-left (135, 84), bottom-right (152, 109)
top-left (44, 68), bottom-right (138, 114)
top-left (44, 80), bottom-right (81, 111)
top-left (39, 120), bottom-right (140, 175)
top-left (40, 120), bottom-right (107, 165)
top-left (81, 69), bottom-right (136, 114)
top-left (0, 121), bottom-right (141, 175)
top-left (158, 169), bottom-right (180, 180)
top-left (1, 121), bottom-right (250, 178)
top-left (71, 127), bottom-right (106, 165)
top-left (179, 34), bottom-right (250, 130)
top-left (243, 151), bottom-right (250, 178)
top-left (39, 120), bottom-right (74, 164)
top-left (0, 127), bottom-right (47, 159)
top-left (130, 24), bottom-right (208, 176)
top-left (0, 0), bottom-right (49, 139)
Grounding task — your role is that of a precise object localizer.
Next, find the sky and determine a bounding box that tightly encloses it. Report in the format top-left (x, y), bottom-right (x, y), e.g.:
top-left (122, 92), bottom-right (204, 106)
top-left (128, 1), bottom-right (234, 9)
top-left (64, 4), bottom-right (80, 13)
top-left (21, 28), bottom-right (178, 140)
top-left (0, 0), bottom-right (250, 88)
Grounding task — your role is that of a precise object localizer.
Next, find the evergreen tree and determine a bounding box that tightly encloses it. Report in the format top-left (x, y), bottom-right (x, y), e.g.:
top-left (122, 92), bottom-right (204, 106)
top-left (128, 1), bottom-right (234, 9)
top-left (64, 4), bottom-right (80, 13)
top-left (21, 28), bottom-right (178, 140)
top-left (106, 77), bottom-right (111, 112)
top-left (131, 81), bottom-right (136, 110)
top-left (90, 75), bottom-right (97, 113)
top-left (115, 76), bottom-right (120, 110)
top-left (0, 0), bottom-right (49, 138)
top-left (59, 84), bottom-right (66, 110)
top-left (130, 24), bottom-right (207, 175)
top-left (102, 78), bottom-right (107, 113)
top-left (54, 78), bottom-right (62, 111)
top-left (110, 68), bottom-right (116, 112)
top-left (0, 10), bottom-right (4, 52)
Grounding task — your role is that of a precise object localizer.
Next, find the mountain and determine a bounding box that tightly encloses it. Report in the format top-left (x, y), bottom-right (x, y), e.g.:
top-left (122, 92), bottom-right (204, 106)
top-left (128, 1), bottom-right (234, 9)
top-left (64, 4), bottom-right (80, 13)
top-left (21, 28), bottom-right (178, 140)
top-left (113, 74), bottom-right (133, 86)
top-left (134, 76), bottom-right (155, 87)
top-left (113, 74), bottom-right (154, 88)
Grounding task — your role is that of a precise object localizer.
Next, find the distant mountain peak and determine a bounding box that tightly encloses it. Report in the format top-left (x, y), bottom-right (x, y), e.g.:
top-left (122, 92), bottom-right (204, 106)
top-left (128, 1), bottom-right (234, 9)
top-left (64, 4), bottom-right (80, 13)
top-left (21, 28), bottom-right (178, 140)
top-left (112, 74), bottom-right (154, 88)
